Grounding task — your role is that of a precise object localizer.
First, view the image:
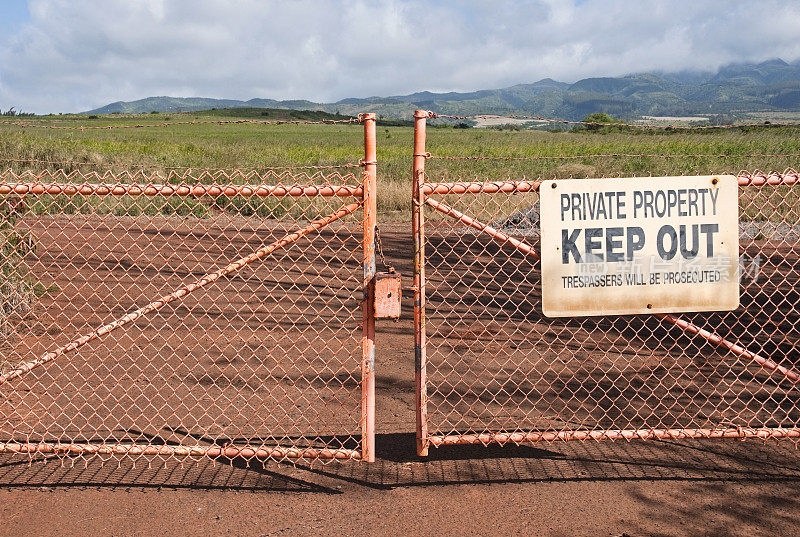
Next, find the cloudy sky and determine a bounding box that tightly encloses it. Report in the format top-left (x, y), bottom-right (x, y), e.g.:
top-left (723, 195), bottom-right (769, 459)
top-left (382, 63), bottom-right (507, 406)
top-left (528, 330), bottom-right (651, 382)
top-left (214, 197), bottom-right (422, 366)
top-left (1, 0), bottom-right (800, 113)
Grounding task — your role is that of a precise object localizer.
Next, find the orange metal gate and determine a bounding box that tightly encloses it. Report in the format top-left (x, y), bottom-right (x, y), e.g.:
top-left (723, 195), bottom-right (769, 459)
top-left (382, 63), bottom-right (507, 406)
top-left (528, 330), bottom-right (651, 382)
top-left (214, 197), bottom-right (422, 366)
top-left (5, 109), bottom-right (800, 467)
top-left (412, 110), bottom-right (800, 456)
top-left (0, 115), bottom-right (378, 463)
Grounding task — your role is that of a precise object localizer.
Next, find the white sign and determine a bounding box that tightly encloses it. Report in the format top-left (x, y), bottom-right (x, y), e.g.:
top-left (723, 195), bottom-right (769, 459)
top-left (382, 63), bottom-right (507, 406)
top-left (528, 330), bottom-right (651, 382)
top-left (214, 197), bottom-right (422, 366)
top-left (540, 175), bottom-right (740, 317)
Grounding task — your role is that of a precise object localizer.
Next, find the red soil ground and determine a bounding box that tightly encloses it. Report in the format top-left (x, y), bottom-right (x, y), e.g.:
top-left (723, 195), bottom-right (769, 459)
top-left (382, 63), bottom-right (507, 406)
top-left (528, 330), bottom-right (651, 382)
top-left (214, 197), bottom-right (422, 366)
top-left (2, 218), bottom-right (800, 536)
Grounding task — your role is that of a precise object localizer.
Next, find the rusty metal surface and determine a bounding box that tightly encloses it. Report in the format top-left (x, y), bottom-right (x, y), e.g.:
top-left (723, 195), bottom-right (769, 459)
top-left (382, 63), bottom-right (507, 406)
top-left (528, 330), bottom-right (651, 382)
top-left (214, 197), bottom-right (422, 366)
top-left (413, 110), bottom-right (431, 456)
top-left (361, 113), bottom-right (377, 462)
top-left (374, 271), bottom-right (401, 320)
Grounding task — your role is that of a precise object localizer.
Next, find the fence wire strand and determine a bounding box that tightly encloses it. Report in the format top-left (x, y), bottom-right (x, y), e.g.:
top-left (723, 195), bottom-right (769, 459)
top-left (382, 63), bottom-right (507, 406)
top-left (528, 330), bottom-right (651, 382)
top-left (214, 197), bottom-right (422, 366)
top-left (0, 167), bottom-right (365, 189)
top-left (419, 169), bottom-right (800, 188)
top-left (430, 112), bottom-right (800, 131)
top-left (0, 157), bottom-right (366, 172)
top-left (1, 117), bottom-right (362, 130)
top-left (426, 153), bottom-right (800, 161)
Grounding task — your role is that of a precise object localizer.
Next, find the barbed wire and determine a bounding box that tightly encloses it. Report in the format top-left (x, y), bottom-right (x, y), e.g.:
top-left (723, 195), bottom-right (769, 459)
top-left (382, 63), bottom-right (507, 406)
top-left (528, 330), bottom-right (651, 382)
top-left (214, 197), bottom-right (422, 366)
top-left (0, 117), bottom-right (362, 131)
top-left (428, 112), bottom-right (800, 131)
top-left (0, 167), bottom-right (363, 187)
top-left (4, 152), bottom-right (796, 173)
top-left (6, 112), bottom-right (798, 131)
top-left (425, 152), bottom-right (800, 161)
top-left (421, 168), bottom-right (800, 184)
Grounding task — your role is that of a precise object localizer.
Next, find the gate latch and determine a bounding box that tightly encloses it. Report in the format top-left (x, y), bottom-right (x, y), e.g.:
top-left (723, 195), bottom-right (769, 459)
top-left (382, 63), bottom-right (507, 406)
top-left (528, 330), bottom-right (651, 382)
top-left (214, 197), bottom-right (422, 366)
top-left (374, 268), bottom-right (401, 319)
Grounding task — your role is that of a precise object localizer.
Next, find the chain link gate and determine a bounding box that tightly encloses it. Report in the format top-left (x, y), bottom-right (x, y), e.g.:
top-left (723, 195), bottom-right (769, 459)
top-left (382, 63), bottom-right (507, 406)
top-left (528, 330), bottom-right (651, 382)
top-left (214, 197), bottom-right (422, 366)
top-left (0, 114), bottom-right (378, 464)
top-left (412, 110), bottom-right (800, 456)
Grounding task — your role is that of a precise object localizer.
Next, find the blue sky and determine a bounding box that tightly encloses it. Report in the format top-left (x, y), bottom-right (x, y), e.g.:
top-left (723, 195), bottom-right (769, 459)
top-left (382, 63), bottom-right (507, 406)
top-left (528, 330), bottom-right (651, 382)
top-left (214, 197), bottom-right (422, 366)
top-left (2, 0), bottom-right (800, 113)
top-left (0, 0), bottom-right (28, 37)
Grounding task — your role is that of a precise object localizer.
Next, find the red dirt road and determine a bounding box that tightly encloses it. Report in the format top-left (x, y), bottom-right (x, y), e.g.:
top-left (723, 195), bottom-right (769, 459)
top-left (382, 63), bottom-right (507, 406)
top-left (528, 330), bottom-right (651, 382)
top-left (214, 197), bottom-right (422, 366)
top-left (4, 474), bottom-right (799, 537)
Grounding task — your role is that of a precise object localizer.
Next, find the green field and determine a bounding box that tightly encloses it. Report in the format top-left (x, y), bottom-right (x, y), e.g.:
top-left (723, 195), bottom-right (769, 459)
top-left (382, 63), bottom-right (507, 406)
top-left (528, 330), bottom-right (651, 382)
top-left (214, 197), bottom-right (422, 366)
top-left (1, 109), bottom-right (800, 217)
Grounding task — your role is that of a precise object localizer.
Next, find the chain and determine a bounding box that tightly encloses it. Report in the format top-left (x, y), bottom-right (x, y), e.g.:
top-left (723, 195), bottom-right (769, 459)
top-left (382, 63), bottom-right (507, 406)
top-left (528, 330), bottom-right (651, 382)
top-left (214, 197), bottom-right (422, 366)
top-left (374, 226), bottom-right (394, 273)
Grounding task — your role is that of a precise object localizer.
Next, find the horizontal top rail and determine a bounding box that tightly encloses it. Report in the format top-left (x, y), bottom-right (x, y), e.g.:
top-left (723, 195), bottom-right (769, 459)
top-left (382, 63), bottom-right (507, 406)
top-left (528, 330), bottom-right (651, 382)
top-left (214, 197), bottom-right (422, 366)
top-left (735, 169), bottom-right (800, 185)
top-left (422, 180), bottom-right (542, 195)
top-left (0, 181), bottom-right (364, 198)
top-left (420, 170), bottom-right (800, 194)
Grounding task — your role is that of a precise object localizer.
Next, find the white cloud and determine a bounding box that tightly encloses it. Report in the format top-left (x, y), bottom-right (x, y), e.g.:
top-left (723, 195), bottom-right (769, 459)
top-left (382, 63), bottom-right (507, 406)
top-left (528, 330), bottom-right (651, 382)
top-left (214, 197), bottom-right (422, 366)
top-left (1, 0), bottom-right (800, 113)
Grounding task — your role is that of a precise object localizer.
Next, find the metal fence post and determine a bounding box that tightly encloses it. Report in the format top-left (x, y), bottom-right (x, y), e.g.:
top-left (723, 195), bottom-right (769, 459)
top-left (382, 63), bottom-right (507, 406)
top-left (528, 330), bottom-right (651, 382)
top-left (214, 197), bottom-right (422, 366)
top-left (413, 110), bottom-right (429, 456)
top-left (361, 113), bottom-right (377, 462)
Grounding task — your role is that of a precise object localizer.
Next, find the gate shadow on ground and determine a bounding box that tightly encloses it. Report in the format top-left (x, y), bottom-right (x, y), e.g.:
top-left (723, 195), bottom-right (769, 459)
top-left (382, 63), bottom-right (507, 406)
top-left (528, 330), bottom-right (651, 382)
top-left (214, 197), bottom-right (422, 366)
top-left (0, 452), bottom-right (341, 493)
top-left (290, 433), bottom-right (800, 490)
top-left (4, 433), bottom-right (799, 493)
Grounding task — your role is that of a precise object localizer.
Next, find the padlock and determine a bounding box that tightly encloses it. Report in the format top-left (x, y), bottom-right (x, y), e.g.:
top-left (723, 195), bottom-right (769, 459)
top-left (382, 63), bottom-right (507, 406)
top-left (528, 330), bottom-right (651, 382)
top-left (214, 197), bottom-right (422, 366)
top-left (374, 269), bottom-right (402, 319)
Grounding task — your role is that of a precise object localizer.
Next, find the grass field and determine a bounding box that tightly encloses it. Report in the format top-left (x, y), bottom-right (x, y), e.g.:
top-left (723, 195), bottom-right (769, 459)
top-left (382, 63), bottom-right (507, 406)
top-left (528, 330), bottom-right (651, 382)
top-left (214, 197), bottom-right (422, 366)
top-left (1, 109), bottom-right (800, 217)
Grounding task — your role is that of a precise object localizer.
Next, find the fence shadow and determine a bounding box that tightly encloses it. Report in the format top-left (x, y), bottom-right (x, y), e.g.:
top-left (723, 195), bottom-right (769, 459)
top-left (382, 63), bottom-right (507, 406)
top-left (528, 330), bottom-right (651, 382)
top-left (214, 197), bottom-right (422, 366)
top-left (292, 434), bottom-right (800, 490)
top-left (0, 451), bottom-right (341, 493)
top-left (4, 435), bottom-right (799, 493)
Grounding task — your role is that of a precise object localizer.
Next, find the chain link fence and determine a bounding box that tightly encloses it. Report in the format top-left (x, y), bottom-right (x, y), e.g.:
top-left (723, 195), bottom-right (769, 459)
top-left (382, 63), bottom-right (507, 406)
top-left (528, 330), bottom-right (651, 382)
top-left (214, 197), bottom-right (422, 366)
top-left (412, 110), bottom-right (800, 454)
top-left (0, 115), bottom-right (378, 464)
top-left (415, 172), bottom-right (800, 452)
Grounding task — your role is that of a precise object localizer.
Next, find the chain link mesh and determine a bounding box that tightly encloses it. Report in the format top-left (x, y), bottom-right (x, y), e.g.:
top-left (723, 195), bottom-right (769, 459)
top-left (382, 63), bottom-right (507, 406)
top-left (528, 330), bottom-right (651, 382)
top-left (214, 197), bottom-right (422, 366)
top-left (0, 168), bottom-right (368, 464)
top-left (417, 172), bottom-right (800, 450)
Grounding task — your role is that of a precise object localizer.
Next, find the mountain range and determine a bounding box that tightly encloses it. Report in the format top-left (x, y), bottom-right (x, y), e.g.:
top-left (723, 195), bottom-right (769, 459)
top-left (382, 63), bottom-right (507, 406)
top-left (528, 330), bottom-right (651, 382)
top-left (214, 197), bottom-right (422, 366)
top-left (85, 59), bottom-right (800, 121)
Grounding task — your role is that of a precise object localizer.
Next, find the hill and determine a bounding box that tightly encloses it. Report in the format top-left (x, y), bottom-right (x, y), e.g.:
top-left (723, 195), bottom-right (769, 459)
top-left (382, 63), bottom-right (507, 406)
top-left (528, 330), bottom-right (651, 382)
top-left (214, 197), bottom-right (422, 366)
top-left (83, 59), bottom-right (800, 121)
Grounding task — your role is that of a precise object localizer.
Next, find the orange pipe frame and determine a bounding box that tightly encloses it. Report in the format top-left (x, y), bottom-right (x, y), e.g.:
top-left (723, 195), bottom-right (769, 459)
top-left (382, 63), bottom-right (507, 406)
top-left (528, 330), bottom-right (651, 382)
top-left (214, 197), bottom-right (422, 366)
top-left (738, 173), bottom-right (800, 187)
top-left (422, 180), bottom-right (541, 196)
top-left (422, 194), bottom-right (800, 386)
top-left (0, 441), bottom-right (361, 460)
top-left (412, 110), bottom-right (430, 456)
top-left (429, 427), bottom-right (800, 447)
top-left (0, 200), bottom-right (363, 387)
top-left (0, 181), bottom-right (364, 198)
top-left (361, 113), bottom-right (377, 462)
top-left (422, 173), bottom-right (797, 194)
top-left (655, 312), bottom-right (800, 382)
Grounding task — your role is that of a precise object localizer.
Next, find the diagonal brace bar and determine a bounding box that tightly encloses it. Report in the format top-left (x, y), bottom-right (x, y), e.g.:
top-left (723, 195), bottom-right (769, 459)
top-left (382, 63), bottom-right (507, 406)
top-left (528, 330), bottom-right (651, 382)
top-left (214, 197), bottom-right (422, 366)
top-left (655, 312), bottom-right (799, 383)
top-left (424, 196), bottom-right (540, 259)
top-left (424, 195), bottom-right (800, 386)
top-left (0, 201), bottom-right (363, 387)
